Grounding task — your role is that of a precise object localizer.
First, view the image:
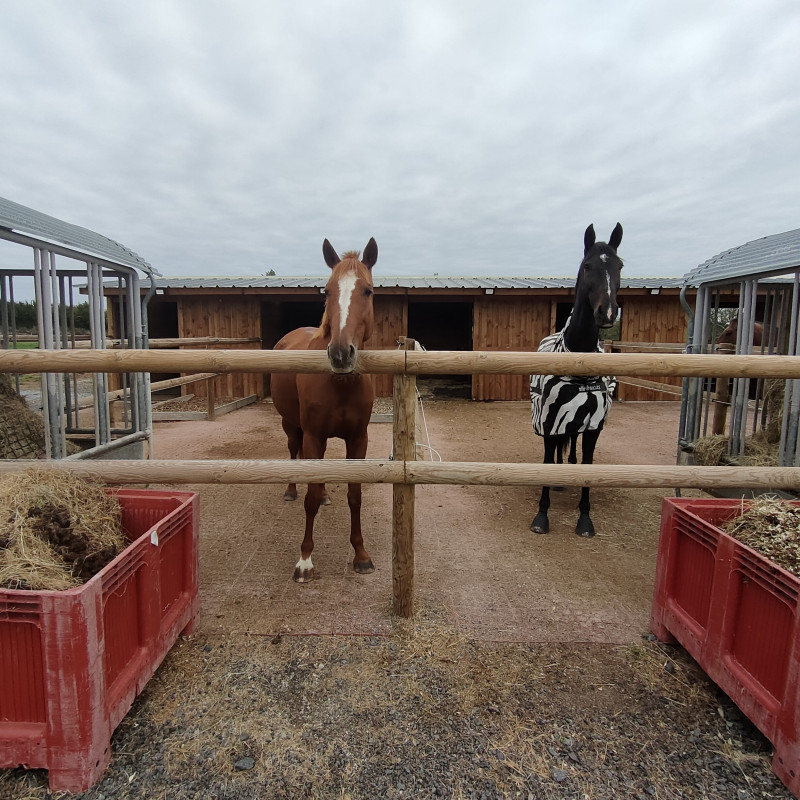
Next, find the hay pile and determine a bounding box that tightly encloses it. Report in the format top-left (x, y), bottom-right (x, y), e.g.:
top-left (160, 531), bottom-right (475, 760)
top-left (722, 496), bottom-right (800, 576)
top-left (692, 431), bottom-right (778, 467)
top-left (0, 469), bottom-right (125, 591)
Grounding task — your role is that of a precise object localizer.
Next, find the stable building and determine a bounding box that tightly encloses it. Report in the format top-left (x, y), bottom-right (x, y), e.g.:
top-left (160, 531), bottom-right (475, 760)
top-left (134, 275), bottom-right (696, 402)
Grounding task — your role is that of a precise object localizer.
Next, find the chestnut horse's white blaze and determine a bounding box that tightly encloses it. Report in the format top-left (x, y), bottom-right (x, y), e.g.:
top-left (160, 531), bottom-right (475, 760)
top-left (337, 269), bottom-right (358, 334)
top-left (270, 238), bottom-right (378, 582)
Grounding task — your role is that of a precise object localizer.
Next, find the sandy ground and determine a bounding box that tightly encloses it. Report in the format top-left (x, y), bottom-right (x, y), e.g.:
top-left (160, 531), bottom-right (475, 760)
top-left (150, 397), bottom-right (689, 644)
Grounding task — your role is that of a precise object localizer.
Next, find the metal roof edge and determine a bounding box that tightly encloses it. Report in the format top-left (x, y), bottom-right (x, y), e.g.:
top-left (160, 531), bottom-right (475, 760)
top-left (0, 195), bottom-right (156, 276)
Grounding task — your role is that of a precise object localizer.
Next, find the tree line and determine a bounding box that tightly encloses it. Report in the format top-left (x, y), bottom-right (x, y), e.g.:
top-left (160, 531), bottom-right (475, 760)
top-left (8, 301), bottom-right (92, 332)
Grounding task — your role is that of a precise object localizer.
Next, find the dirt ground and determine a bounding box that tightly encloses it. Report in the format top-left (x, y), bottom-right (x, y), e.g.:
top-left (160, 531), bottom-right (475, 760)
top-left (150, 396), bottom-right (688, 644)
top-left (2, 396), bottom-right (795, 799)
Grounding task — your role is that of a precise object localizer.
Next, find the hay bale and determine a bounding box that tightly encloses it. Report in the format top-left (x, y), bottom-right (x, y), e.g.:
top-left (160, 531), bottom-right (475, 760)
top-left (722, 496), bottom-right (800, 576)
top-left (0, 469), bottom-right (125, 590)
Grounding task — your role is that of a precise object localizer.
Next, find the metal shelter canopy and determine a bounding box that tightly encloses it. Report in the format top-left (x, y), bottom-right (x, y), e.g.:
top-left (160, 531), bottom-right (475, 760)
top-left (0, 196), bottom-right (154, 461)
top-left (683, 227), bottom-right (800, 287)
top-left (678, 224), bottom-right (800, 472)
top-left (0, 195), bottom-right (156, 275)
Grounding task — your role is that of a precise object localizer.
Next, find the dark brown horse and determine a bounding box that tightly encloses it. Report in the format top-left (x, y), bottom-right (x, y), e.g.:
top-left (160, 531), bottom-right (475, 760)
top-left (271, 238), bottom-right (378, 582)
top-left (716, 317), bottom-right (763, 349)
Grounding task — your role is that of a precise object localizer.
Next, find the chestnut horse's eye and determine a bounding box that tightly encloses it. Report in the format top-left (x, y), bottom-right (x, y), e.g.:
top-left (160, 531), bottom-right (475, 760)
top-left (363, 287), bottom-right (373, 297)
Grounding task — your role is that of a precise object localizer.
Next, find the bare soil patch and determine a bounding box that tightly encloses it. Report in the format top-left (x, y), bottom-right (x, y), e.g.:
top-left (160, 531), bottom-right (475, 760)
top-left (1, 399), bottom-right (792, 798)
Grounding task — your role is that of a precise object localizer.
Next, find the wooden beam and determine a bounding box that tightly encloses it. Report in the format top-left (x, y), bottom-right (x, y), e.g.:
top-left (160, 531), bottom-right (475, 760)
top-left (5, 348), bottom-right (800, 379)
top-left (0, 460), bottom-right (797, 491)
top-left (392, 337), bottom-right (417, 618)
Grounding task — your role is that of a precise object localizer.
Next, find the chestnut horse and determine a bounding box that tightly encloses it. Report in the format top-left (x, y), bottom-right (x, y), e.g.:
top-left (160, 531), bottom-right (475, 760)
top-left (271, 238), bottom-right (378, 582)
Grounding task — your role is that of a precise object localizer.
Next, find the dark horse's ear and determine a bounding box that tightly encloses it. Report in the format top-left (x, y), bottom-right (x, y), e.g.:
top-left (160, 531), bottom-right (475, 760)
top-left (362, 237), bottom-right (378, 270)
top-left (609, 222), bottom-right (623, 252)
top-left (584, 224), bottom-right (596, 255)
top-left (322, 239), bottom-right (341, 269)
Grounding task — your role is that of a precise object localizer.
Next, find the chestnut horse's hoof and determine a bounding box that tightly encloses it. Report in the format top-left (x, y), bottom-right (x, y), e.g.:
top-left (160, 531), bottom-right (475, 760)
top-left (283, 491), bottom-right (297, 502)
top-left (353, 559), bottom-right (374, 574)
top-left (530, 513), bottom-right (549, 534)
top-left (293, 558), bottom-right (315, 582)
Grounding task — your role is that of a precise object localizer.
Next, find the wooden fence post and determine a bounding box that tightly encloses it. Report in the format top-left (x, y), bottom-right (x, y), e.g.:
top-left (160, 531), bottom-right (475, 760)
top-left (392, 337), bottom-right (417, 617)
top-left (206, 378), bottom-right (216, 421)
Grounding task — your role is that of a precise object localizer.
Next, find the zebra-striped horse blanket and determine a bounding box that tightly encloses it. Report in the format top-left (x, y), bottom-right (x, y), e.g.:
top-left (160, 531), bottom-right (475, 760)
top-left (530, 325), bottom-right (616, 437)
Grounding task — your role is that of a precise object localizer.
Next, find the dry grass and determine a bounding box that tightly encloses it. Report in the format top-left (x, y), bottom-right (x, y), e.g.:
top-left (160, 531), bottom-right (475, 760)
top-left (693, 430), bottom-right (779, 467)
top-left (0, 468), bottom-right (124, 590)
top-left (722, 495), bottom-right (800, 576)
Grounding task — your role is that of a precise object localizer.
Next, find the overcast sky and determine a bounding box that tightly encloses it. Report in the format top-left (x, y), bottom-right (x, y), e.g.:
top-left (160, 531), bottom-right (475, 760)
top-left (1, 1), bottom-right (799, 285)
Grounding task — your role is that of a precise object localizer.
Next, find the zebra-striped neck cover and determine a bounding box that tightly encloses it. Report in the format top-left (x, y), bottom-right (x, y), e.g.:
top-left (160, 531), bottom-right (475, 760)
top-left (530, 318), bottom-right (617, 437)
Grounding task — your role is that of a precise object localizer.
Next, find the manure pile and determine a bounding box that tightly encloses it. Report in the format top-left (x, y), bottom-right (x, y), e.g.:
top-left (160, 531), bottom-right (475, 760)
top-left (0, 469), bottom-right (125, 591)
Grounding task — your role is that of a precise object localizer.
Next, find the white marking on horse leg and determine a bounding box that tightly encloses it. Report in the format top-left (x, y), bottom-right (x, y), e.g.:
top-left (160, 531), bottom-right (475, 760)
top-left (294, 555), bottom-right (315, 582)
top-left (337, 270), bottom-right (358, 334)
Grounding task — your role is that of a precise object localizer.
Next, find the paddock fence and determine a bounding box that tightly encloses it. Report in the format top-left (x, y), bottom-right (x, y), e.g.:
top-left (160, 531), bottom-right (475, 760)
top-left (3, 345), bottom-right (800, 616)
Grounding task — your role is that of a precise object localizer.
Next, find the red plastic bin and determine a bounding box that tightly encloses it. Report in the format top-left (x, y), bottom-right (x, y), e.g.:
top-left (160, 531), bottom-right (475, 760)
top-left (0, 489), bottom-right (199, 792)
top-left (651, 497), bottom-right (800, 798)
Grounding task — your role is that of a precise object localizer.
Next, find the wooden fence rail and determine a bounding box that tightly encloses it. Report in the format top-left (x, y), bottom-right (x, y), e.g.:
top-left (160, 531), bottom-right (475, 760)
top-left (4, 347), bottom-right (800, 616)
top-left (3, 348), bottom-right (800, 379)
top-left (0, 459), bottom-right (797, 492)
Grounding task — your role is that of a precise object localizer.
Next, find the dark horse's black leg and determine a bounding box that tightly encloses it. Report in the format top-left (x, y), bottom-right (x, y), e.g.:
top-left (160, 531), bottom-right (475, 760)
top-left (531, 436), bottom-right (562, 534)
top-left (576, 427), bottom-right (602, 537)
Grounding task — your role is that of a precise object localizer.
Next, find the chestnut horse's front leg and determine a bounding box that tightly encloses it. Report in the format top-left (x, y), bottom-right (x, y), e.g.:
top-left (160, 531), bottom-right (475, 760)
top-left (294, 433), bottom-right (326, 583)
top-left (346, 432), bottom-right (374, 574)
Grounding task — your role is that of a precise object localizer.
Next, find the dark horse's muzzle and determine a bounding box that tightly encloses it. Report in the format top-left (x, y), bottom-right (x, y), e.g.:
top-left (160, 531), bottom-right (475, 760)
top-left (594, 298), bottom-right (618, 329)
top-left (327, 342), bottom-right (358, 373)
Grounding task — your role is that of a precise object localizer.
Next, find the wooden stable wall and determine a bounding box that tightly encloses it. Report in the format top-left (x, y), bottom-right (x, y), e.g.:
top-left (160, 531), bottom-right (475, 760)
top-left (136, 285), bottom-right (693, 402)
top-left (617, 296), bottom-right (688, 401)
top-left (473, 297), bottom-right (551, 400)
top-left (176, 297), bottom-right (262, 399)
top-left (367, 296), bottom-right (407, 398)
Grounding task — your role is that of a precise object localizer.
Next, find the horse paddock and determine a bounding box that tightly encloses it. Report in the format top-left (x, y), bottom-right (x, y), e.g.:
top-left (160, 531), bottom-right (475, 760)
top-left (3, 398), bottom-right (793, 799)
top-left (151, 397), bottom-right (681, 643)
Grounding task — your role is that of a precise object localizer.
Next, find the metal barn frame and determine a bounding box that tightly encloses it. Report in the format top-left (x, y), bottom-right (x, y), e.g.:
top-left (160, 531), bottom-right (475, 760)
top-left (0, 196), bottom-right (156, 460)
top-left (679, 227), bottom-right (800, 468)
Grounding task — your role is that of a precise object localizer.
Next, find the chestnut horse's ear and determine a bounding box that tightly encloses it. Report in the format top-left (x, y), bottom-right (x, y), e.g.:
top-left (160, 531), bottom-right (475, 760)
top-left (322, 239), bottom-right (340, 268)
top-left (609, 222), bottom-right (623, 251)
top-left (584, 224), bottom-right (596, 255)
top-left (362, 237), bottom-right (378, 269)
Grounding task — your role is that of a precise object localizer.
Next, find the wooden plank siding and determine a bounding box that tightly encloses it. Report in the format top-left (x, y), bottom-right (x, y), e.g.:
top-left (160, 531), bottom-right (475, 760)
top-left (366, 295), bottom-right (407, 398)
top-left (472, 297), bottom-right (552, 400)
top-left (129, 286), bottom-right (693, 403)
top-left (616, 296), bottom-right (688, 401)
top-left (176, 297), bottom-right (263, 399)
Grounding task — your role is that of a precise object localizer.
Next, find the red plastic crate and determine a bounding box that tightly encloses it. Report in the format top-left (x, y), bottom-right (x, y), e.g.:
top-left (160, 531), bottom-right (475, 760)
top-left (0, 489), bottom-right (199, 792)
top-left (651, 497), bottom-right (800, 797)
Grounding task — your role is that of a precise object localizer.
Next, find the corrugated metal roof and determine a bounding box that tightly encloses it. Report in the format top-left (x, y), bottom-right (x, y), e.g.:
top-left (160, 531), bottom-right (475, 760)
top-left (154, 275), bottom-right (684, 291)
top-left (683, 227), bottom-right (800, 287)
top-left (0, 195), bottom-right (153, 274)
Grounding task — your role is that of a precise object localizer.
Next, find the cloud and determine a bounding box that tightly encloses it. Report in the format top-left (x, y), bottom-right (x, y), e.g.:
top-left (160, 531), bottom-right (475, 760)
top-left (1, 0), bottom-right (799, 285)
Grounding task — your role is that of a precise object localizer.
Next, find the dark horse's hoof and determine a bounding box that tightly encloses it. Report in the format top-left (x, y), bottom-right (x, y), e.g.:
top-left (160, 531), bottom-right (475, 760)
top-left (576, 517), bottom-right (596, 538)
top-left (530, 513), bottom-right (549, 534)
top-left (320, 495), bottom-right (332, 506)
top-left (354, 559), bottom-right (375, 574)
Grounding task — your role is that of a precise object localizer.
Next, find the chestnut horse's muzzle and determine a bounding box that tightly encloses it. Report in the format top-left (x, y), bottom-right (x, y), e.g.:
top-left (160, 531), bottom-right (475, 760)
top-left (327, 342), bottom-right (358, 373)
